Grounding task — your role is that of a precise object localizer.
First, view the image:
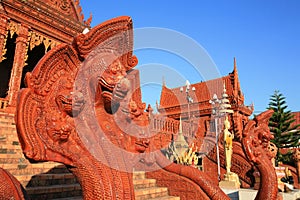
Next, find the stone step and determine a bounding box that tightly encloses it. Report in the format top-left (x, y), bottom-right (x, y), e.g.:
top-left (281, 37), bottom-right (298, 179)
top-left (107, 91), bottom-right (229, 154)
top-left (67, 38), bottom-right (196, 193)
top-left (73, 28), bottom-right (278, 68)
top-left (0, 134), bottom-right (20, 143)
top-left (26, 184), bottom-right (81, 193)
top-left (0, 126), bottom-right (17, 130)
top-left (150, 196), bottom-right (180, 200)
top-left (0, 138), bottom-right (19, 145)
top-left (1, 163), bottom-right (68, 175)
top-left (0, 131), bottom-right (18, 136)
top-left (0, 145), bottom-right (23, 154)
top-left (26, 183), bottom-right (82, 199)
top-left (0, 111), bottom-right (14, 116)
top-left (0, 116), bottom-right (15, 123)
top-left (133, 178), bottom-right (157, 189)
top-left (0, 149), bottom-right (20, 154)
top-left (15, 172), bottom-right (78, 187)
top-left (134, 186), bottom-right (169, 200)
top-left (0, 154), bottom-right (27, 164)
top-left (0, 152), bottom-right (25, 158)
top-left (52, 196), bottom-right (83, 200)
top-left (133, 171), bottom-right (146, 180)
top-left (0, 143), bottom-right (22, 149)
top-left (1, 162), bottom-right (62, 169)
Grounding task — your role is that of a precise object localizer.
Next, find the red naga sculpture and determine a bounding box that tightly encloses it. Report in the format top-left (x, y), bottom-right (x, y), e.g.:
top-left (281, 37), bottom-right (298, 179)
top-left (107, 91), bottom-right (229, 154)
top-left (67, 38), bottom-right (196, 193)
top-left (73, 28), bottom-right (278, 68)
top-left (0, 167), bottom-right (28, 199)
top-left (242, 110), bottom-right (282, 200)
top-left (11, 16), bottom-right (279, 200)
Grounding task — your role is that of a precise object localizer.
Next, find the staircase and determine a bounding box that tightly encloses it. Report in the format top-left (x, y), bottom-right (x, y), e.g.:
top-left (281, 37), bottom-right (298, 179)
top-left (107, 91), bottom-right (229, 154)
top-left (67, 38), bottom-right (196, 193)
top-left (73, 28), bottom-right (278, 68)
top-left (0, 111), bottom-right (179, 199)
top-left (133, 171), bottom-right (180, 200)
top-left (0, 111), bottom-right (82, 199)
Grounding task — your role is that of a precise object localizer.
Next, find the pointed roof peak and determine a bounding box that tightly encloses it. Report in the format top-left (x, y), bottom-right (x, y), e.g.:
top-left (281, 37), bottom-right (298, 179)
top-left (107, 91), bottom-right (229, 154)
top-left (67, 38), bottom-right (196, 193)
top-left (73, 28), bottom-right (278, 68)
top-left (233, 57), bottom-right (238, 75)
top-left (162, 76), bottom-right (166, 87)
top-left (231, 57), bottom-right (243, 99)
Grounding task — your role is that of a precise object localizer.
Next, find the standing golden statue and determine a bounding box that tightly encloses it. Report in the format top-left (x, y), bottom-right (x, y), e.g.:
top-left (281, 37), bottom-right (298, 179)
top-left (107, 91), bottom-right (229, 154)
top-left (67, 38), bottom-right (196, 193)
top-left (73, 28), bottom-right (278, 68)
top-left (219, 115), bottom-right (240, 189)
top-left (224, 115), bottom-right (234, 174)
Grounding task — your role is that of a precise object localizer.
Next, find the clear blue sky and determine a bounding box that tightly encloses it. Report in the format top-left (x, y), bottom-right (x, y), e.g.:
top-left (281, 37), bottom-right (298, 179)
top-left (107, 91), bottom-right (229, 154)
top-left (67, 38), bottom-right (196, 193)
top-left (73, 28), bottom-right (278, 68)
top-left (80, 0), bottom-right (300, 114)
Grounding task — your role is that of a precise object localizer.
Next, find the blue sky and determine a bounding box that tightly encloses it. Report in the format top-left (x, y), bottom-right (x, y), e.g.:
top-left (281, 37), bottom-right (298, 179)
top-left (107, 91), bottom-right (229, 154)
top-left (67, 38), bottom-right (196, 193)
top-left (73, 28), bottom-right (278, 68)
top-left (80, 1), bottom-right (300, 114)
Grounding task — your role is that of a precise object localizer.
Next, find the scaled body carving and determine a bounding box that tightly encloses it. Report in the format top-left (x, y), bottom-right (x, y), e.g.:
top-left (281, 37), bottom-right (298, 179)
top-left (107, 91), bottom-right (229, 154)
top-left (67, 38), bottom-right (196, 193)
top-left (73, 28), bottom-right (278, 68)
top-left (242, 110), bottom-right (280, 200)
top-left (16, 16), bottom-right (139, 199)
top-left (0, 167), bottom-right (27, 200)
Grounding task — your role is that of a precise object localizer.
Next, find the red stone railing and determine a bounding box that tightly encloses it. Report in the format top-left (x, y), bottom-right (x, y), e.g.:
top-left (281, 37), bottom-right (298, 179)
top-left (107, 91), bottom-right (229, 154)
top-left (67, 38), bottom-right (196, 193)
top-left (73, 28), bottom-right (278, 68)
top-left (149, 114), bottom-right (192, 137)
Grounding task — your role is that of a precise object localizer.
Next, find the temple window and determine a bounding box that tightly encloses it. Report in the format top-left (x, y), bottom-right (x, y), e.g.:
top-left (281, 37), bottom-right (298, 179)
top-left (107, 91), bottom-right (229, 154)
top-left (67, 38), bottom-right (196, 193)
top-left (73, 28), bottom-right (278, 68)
top-left (0, 32), bottom-right (16, 98)
top-left (20, 43), bottom-right (46, 88)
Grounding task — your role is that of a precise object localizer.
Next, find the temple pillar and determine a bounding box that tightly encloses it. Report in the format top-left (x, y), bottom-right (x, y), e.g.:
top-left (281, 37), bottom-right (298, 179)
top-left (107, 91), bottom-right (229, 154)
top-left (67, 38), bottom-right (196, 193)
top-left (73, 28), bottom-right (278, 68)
top-left (7, 23), bottom-right (29, 107)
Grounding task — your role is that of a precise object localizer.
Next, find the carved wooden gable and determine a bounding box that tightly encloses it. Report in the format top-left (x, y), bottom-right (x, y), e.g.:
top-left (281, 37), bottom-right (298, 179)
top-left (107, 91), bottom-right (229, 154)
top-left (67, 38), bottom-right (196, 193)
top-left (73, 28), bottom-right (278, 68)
top-left (40, 0), bottom-right (85, 23)
top-left (1, 0), bottom-right (89, 43)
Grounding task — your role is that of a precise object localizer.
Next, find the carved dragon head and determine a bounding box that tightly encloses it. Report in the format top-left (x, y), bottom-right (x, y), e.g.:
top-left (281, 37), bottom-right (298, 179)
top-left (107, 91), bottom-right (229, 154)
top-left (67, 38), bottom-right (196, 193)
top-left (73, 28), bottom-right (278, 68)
top-left (16, 16), bottom-right (139, 166)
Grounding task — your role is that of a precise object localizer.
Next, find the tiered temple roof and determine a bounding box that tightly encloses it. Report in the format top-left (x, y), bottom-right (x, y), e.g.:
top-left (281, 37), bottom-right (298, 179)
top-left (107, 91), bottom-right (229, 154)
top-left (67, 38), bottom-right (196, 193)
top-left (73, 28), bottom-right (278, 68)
top-left (158, 58), bottom-right (253, 119)
top-left (157, 58), bottom-right (254, 142)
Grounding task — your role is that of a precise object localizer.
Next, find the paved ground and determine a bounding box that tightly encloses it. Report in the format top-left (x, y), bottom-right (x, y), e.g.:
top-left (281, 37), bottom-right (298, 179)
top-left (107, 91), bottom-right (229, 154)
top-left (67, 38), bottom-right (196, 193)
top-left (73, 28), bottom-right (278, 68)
top-left (222, 188), bottom-right (300, 200)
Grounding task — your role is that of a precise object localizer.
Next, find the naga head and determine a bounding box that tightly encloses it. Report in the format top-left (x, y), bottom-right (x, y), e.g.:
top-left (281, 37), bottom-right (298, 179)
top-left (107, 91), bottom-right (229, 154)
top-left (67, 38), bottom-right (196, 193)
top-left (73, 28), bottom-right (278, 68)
top-left (97, 58), bottom-right (131, 113)
top-left (16, 16), bottom-right (139, 166)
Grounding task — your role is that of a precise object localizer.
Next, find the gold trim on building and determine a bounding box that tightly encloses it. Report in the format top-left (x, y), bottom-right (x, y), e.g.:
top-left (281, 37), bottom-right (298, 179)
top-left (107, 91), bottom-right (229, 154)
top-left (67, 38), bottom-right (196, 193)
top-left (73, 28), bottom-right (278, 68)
top-left (29, 31), bottom-right (59, 53)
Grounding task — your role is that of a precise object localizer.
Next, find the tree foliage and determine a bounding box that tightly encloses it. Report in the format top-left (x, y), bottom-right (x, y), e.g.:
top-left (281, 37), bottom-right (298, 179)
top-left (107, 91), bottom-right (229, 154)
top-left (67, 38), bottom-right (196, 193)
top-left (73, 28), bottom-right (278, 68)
top-left (268, 90), bottom-right (300, 164)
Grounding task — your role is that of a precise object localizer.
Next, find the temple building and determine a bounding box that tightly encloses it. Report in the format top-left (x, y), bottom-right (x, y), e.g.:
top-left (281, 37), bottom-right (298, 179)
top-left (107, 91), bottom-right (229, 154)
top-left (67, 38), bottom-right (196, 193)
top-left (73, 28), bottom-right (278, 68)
top-left (155, 59), bottom-right (257, 185)
top-left (292, 112), bottom-right (300, 129)
top-left (157, 58), bottom-right (254, 148)
top-left (0, 0), bottom-right (91, 112)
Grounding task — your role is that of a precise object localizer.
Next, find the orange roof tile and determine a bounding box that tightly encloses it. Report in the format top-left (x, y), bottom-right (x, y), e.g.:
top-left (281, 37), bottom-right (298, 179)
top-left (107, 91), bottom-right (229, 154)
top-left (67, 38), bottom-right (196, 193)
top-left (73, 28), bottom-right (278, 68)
top-left (159, 75), bottom-right (235, 108)
top-left (292, 112), bottom-right (300, 128)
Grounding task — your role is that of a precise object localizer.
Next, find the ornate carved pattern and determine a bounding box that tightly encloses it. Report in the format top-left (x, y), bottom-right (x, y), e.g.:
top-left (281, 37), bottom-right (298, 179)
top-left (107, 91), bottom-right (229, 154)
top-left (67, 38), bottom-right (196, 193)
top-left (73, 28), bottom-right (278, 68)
top-left (43, 0), bottom-right (71, 14)
top-left (73, 16), bottom-right (137, 69)
top-left (16, 16), bottom-right (138, 200)
top-left (0, 167), bottom-right (26, 200)
top-left (0, 36), bottom-right (7, 62)
top-left (242, 110), bottom-right (279, 200)
top-left (40, 0), bottom-right (87, 24)
top-left (141, 153), bottom-right (230, 200)
top-left (1, 1), bottom-right (87, 46)
top-left (28, 31), bottom-right (59, 52)
top-left (0, 20), bottom-right (18, 62)
top-left (8, 21), bottom-right (20, 38)
top-left (0, 16), bottom-right (9, 62)
top-left (146, 168), bottom-right (209, 200)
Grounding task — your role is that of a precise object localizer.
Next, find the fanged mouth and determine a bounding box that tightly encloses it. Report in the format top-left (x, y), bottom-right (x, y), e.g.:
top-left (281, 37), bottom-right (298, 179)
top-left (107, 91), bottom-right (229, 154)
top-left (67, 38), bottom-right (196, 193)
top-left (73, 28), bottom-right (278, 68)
top-left (99, 78), bottom-right (128, 101)
top-left (135, 141), bottom-right (149, 153)
top-left (56, 95), bottom-right (84, 117)
top-left (100, 78), bottom-right (114, 92)
top-left (135, 139), bottom-right (150, 148)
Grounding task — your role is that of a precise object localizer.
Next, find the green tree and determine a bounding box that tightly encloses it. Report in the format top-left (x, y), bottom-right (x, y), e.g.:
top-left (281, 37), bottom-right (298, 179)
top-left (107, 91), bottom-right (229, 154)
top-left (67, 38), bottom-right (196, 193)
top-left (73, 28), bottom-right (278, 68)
top-left (268, 90), bottom-right (300, 165)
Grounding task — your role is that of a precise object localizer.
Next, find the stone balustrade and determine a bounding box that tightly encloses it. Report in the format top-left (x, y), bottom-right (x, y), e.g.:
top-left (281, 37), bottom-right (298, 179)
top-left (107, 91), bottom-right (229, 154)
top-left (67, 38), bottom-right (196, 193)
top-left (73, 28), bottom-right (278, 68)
top-left (149, 115), bottom-right (192, 137)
